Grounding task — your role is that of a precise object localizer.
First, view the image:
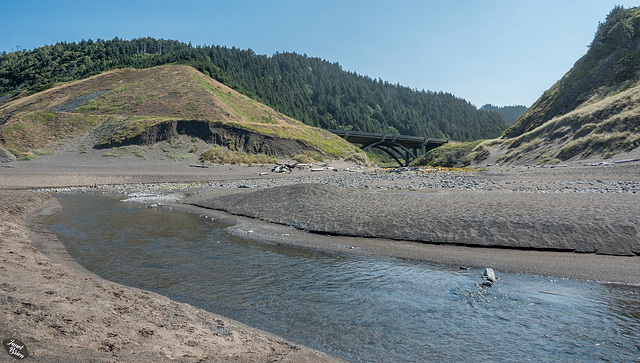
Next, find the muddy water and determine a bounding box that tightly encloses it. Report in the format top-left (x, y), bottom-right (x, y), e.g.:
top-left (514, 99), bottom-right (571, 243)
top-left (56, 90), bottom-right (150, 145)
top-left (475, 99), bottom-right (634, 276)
top-left (45, 194), bottom-right (640, 362)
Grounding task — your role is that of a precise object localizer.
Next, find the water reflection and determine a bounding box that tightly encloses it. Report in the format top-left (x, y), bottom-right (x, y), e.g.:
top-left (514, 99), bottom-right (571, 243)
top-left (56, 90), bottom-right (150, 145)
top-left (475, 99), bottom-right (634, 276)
top-left (46, 194), bottom-right (640, 362)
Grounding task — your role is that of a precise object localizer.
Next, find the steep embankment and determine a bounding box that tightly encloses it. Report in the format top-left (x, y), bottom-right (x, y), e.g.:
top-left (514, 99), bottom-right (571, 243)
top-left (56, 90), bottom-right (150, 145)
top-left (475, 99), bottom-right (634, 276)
top-left (491, 6), bottom-right (640, 164)
top-left (0, 65), bottom-right (357, 159)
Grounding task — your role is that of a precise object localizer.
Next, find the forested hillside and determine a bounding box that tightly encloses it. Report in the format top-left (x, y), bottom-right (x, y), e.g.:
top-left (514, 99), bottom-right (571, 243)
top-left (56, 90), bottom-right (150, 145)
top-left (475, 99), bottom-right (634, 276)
top-left (479, 104), bottom-right (527, 126)
top-left (0, 37), bottom-right (506, 141)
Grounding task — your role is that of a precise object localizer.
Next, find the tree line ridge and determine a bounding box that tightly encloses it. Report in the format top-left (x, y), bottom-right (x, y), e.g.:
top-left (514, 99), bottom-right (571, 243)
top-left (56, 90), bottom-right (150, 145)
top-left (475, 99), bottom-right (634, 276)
top-left (0, 37), bottom-right (506, 141)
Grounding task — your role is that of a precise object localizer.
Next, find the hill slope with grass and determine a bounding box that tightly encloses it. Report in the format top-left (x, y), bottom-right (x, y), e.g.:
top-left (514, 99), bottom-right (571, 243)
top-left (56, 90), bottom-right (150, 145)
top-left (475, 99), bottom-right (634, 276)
top-left (0, 37), bottom-right (506, 141)
top-left (0, 64), bottom-right (358, 160)
top-left (486, 6), bottom-right (640, 165)
top-left (505, 6), bottom-right (640, 139)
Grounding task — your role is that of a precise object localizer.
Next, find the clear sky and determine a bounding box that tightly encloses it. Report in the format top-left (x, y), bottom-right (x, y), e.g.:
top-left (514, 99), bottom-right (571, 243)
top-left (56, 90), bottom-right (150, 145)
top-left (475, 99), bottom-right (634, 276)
top-left (2, 1), bottom-right (638, 107)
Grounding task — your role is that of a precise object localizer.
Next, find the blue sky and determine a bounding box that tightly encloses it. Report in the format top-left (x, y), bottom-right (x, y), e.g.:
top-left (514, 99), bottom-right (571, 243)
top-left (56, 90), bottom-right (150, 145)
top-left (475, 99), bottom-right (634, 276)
top-left (2, 1), bottom-right (638, 107)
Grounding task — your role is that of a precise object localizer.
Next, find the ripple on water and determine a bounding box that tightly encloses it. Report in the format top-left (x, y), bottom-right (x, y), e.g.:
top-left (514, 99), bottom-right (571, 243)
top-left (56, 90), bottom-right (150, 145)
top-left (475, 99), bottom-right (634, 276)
top-left (45, 194), bottom-right (640, 363)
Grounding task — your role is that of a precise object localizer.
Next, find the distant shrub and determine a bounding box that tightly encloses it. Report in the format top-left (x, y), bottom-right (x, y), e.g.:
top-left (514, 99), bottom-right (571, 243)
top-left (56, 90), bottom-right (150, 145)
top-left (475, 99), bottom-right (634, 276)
top-left (33, 149), bottom-right (54, 156)
top-left (200, 149), bottom-right (276, 165)
top-left (411, 140), bottom-right (485, 167)
top-left (167, 152), bottom-right (193, 160)
top-left (16, 154), bottom-right (37, 161)
top-left (292, 154), bottom-right (312, 163)
top-left (102, 152), bottom-right (125, 158)
top-left (537, 155), bottom-right (561, 165)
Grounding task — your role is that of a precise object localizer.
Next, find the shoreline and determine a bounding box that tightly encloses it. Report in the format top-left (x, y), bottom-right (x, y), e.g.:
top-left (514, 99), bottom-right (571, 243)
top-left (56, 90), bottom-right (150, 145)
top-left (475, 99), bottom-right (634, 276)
top-left (168, 202), bottom-right (640, 286)
top-left (0, 190), bottom-right (340, 362)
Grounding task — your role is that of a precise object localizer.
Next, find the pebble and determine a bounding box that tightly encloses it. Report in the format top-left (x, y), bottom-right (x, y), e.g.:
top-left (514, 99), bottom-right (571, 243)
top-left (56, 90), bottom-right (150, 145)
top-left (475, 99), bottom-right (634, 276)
top-left (34, 168), bottom-right (640, 199)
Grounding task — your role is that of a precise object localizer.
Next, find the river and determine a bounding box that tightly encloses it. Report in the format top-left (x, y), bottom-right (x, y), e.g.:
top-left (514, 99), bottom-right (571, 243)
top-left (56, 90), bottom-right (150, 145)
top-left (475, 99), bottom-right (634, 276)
top-left (44, 193), bottom-right (640, 362)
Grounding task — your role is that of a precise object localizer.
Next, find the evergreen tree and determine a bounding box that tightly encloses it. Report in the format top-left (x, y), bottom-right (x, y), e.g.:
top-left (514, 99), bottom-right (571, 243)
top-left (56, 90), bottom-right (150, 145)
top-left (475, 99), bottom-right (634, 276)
top-left (0, 37), bottom-right (507, 140)
top-left (480, 104), bottom-right (528, 126)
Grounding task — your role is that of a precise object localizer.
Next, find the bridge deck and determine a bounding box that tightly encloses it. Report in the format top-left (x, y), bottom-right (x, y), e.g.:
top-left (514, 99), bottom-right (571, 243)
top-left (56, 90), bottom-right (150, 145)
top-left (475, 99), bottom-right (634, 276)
top-left (327, 129), bottom-right (449, 166)
top-left (327, 129), bottom-right (448, 147)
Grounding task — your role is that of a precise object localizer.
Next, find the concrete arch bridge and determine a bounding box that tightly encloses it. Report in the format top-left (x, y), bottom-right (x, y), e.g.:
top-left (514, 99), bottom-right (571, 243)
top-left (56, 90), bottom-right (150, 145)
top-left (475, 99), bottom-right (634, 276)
top-left (327, 129), bottom-right (449, 166)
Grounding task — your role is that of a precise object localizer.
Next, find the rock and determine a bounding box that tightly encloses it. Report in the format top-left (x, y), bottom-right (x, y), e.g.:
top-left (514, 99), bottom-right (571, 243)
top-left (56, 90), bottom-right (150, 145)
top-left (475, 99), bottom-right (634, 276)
top-left (0, 146), bottom-right (15, 163)
top-left (482, 268), bottom-right (497, 283)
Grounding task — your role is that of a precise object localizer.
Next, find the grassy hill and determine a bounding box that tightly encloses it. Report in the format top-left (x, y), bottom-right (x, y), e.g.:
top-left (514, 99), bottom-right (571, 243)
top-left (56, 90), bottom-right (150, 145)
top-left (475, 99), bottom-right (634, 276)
top-left (0, 37), bottom-right (506, 141)
top-left (486, 6), bottom-right (640, 165)
top-left (0, 65), bottom-right (358, 160)
top-left (496, 84), bottom-right (640, 164)
top-left (409, 6), bottom-right (640, 167)
top-left (505, 6), bottom-right (640, 139)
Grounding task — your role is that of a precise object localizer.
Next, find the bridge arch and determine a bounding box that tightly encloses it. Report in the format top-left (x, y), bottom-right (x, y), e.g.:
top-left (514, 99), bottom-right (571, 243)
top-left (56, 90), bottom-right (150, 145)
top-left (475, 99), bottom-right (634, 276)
top-left (327, 129), bottom-right (448, 166)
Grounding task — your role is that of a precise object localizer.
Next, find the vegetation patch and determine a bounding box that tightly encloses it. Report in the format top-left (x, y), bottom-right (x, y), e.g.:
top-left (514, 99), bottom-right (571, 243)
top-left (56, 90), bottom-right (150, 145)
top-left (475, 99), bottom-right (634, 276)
top-left (33, 149), bottom-right (54, 156)
top-left (101, 152), bottom-right (125, 158)
top-left (556, 132), bottom-right (634, 159)
top-left (292, 152), bottom-right (324, 163)
top-left (200, 149), bottom-right (277, 165)
top-left (16, 154), bottom-right (37, 161)
top-left (411, 140), bottom-right (486, 167)
top-left (0, 111), bottom-right (101, 154)
top-left (344, 152), bottom-right (373, 166)
top-left (76, 82), bottom-right (143, 114)
top-left (166, 152), bottom-right (193, 160)
top-left (537, 155), bottom-right (562, 165)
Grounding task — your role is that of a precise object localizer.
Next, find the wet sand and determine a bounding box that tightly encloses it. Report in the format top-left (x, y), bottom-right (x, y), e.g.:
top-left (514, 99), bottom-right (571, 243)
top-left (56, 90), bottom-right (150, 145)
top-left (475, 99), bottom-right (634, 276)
top-left (0, 190), bottom-right (340, 362)
top-left (170, 200), bottom-right (640, 286)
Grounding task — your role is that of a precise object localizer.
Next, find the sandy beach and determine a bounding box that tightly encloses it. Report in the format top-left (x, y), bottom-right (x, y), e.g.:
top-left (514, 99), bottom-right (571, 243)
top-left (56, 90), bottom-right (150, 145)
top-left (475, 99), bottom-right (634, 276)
top-left (1, 148), bottom-right (640, 360)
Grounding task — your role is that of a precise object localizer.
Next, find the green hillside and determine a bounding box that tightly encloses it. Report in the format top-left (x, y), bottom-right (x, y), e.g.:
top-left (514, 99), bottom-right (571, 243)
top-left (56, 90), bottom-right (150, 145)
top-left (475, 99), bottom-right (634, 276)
top-left (414, 6), bottom-right (640, 167)
top-left (504, 6), bottom-right (640, 139)
top-left (491, 6), bottom-right (640, 164)
top-left (0, 37), bottom-right (506, 141)
top-left (0, 65), bottom-right (358, 159)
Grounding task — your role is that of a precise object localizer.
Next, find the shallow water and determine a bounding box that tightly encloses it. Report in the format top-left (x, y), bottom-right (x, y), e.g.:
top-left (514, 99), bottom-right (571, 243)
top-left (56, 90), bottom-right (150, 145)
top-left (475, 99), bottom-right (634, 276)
top-left (45, 193), bottom-right (640, 362)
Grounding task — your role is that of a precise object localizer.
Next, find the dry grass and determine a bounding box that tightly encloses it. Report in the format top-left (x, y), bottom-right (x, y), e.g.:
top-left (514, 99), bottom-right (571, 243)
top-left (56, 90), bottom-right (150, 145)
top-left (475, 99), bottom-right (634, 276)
top-left (497, 82), bottom-right (640, 163)
top-left (0, 65), bottom-right (356, 159)
top-left (0, 111), bottom-right (98, 154)
top-left (200, 148), bottom-right (277, 165)
top-left (411, 140), bottom-right (486, 167)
